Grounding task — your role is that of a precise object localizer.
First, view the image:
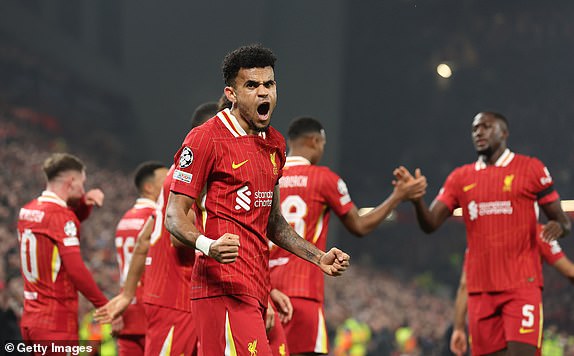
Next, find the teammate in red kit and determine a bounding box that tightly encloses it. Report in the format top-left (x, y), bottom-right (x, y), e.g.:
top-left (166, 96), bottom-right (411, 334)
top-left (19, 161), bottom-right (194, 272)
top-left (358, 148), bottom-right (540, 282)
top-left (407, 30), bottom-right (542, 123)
top-left (397, 112), bottom-right (571, 355)
top-left (17, 153), bottom-right (108, 352)
top-left (450, 225), bottom-right (574, 356)
top-left (165, 44), bottom-right (350, 356)
top-left (268, 117), bottom-right (427, 355)
top-left (113, 161), bottom-right (167, 356)
top-left (95, 102), bottom-right (220, 356)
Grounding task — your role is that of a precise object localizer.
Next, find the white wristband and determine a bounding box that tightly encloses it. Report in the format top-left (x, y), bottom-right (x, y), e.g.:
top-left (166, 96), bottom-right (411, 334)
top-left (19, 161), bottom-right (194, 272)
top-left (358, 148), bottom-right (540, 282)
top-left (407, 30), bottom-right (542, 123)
top-left (196, 234), bottom-right (216, 255)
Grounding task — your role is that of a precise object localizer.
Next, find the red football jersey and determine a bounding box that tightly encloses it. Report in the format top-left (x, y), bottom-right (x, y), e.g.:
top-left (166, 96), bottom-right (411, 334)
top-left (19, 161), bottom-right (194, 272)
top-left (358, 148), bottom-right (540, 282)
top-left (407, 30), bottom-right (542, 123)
top-left (17, 191), bottom-right (107, 333)
top-left (170, 109), bottom-right (286, 307)
top-left (437, 150), bottom-right (560, 292)
top-left (114, 198), bottom-right (156, 335)
top-left (463, 224), bottom-right (566, 286)
top-left (269, 156), bottom-right (354, 301)
top-left (143, 165), bottom-right (195, 312)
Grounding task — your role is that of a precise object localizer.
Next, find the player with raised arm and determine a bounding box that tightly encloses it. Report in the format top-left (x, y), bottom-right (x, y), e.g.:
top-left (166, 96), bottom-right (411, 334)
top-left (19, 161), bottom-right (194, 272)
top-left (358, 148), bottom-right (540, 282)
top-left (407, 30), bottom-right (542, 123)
top-left (397, 112), bottom-right (571, 355)
top-left (268, 117), bottom-right (427, 355)
top-left (94, 102), bottom-right (220, 356)
top-left (165, 44), bottom-right (350, 356)
top-left (113, 161), bottom-right (167, 356)
top-left (17, 153), bottom-right (108, 352)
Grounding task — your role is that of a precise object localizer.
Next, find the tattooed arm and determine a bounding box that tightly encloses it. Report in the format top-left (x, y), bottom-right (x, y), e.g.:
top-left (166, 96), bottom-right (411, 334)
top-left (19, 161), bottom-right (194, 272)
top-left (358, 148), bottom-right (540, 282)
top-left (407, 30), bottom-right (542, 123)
top-left (267, 185), bottom-right (350, 276)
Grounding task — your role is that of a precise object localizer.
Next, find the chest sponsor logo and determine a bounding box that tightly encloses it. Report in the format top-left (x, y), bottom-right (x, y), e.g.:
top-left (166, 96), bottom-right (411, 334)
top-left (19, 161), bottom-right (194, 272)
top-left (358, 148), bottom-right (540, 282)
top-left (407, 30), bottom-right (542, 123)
top-left (235, 186), bottom-right (252, 211)
top-left (232, 159), bottom-right (249, 169)
top-left (468, 200), bottom-right (513, 221)
top-left (503, 174), bottom-right (514, 192)
top-left (235, 186), bottom-right (273, 211)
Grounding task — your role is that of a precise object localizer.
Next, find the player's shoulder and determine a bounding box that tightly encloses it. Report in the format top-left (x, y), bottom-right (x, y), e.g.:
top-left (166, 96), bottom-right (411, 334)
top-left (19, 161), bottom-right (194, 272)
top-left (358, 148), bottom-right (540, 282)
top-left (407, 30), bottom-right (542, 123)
top-left (314, 164), bottom-right (340, 177)
top-left (38, 199), bottom-right (77, 219)
top-left (119, 207), bottom-right (137, 220)
top-left (513, 152), bottom-right (543, 165)
top-left (450, 163), bottom-right (475, 177)
top-left (508, 153), bottom-right (548, 173)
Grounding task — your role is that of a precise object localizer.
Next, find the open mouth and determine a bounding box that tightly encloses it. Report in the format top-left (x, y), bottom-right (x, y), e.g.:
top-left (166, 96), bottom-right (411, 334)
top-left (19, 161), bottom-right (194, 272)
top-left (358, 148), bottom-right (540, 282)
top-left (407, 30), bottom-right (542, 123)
top-left (257, 103), bottom-right (270, 119)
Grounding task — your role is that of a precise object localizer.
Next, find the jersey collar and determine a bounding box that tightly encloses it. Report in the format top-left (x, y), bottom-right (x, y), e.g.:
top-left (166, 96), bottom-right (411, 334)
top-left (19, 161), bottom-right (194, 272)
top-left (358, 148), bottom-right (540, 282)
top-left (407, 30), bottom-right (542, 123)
top-left (285, 156), bottom-right (311, 167)
top-left (134, 198), bottom-right (157, 210)
top-left (38, 190), bottom-right (67, 207)
top-left (217, 108), bottom-right (267, 139)
top-left (475, 148), bottom-right (515, 170)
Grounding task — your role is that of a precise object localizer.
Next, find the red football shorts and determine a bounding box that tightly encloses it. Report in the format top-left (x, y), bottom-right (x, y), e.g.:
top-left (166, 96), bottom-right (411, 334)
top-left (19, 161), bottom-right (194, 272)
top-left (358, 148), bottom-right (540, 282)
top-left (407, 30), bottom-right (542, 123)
top-left (193, 295), bottom-right (273, 356)
top-left (144, 303), bottom-right (197, 356)
top-left (20, 327), bottom-right (78, 356)
top-left (117, 334), bottom-right (145, 356)
top-left (267, 310), bottom-right (290, 356)
top-left (468, 287), bottom-right (542, 355)
top-left (282, 297), bottom-right (328, 354)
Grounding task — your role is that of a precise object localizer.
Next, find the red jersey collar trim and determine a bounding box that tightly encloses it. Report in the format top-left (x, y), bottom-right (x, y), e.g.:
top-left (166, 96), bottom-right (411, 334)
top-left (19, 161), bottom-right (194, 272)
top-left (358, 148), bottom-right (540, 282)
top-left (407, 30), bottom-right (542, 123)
top-left (38, 190), bottom-right (67, 207)
top-left (217, 109), bottom-right (267, 139)
top-left (134, 198), bottom-right (157, 210)
top-left (475, 149), bottom-right (514, 170)
top-left (285, 156), bottom-right (311, 167)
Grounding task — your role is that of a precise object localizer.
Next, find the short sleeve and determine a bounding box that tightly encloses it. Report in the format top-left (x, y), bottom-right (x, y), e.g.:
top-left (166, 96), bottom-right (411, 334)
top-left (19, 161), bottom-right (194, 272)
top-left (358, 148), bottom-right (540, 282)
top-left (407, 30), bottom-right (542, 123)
top-left (321, 169), bottom-right (354, 217)
top-left (435, 169), bottom-right (461, 212)
top-left (51, 211), bottom-right (81, 256)
top-left (527, 157), bottom-right (559, 205)
top-left (170, 128), bottom-right (215, 199)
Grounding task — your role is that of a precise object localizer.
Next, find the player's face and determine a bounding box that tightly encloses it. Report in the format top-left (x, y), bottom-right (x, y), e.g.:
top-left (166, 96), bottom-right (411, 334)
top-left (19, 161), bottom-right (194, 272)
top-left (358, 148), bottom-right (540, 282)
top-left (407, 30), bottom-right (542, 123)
top-left (226, 66), bottom-right (277, 134)
top-left (471, 113), bottom-right (507, 157)
top-left (67, 170), bottom-right (86, 204)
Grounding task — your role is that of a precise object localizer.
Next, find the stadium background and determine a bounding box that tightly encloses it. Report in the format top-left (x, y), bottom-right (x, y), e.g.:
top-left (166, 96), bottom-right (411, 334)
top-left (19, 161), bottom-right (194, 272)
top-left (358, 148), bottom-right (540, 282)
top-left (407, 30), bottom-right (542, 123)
top-left (1, 0), bottom-right (573, 354)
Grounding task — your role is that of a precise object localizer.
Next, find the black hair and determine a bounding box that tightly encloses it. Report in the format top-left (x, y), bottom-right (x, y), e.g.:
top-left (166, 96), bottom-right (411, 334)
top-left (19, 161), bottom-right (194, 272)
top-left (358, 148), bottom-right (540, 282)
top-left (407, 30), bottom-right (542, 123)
top-left (190, 102), bottom-right (219, 128)
top-left (43, 153), bottom-right (85, 181)
top-left (222, 44), bottom-right (277, 87)
top-left (481, 111), bottom-right (509, 131)
top-left (133, 161), bottom-right (167, 192)
top-left (287, 117), bottom-right (324, 141)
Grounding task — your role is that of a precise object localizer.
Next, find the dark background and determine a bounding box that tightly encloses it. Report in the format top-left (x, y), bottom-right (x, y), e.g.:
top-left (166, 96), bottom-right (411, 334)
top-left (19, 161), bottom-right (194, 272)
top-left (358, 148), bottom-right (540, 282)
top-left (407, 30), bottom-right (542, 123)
top-left (1, 0), bottom-right (573, 288)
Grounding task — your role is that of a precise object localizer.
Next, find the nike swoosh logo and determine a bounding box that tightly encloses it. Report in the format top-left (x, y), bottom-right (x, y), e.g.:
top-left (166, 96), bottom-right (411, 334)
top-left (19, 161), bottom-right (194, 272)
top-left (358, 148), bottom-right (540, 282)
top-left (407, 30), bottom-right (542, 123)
top-left (232, 160), bottom-right (249, 169)
top-left (463, 183), bottom-right (477, 192)
top-left (519, 328), bottom-right (535, 334)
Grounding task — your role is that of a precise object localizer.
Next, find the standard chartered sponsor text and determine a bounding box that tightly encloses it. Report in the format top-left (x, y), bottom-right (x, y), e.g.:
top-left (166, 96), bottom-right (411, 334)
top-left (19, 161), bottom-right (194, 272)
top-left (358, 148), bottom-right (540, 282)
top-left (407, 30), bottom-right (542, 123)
top-left (479, 201), bottom-right (513, 216)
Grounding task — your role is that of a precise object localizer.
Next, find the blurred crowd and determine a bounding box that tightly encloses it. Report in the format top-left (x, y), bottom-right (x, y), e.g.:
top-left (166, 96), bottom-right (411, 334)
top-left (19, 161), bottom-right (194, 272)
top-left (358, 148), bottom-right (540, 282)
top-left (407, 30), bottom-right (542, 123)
top-left (0, 104), bottom-right (133, 342)
top-left (1, 104), bottom-right (574, 355)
